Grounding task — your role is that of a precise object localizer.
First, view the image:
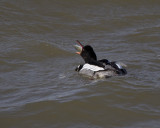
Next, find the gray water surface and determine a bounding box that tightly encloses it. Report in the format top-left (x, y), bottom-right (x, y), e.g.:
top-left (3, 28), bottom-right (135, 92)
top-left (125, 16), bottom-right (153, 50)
top-left (0, 0), bottom-right (160, 128)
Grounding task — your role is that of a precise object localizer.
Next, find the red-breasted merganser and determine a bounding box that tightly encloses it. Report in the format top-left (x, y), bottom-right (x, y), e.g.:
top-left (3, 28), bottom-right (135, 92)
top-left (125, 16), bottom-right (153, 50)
top-left (74, 40), bottom-right (127, 79)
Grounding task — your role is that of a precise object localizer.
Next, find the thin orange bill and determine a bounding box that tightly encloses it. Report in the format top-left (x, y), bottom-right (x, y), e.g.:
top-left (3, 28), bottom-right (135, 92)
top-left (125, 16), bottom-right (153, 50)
top-left (76, 52), bottom-right (81, 55)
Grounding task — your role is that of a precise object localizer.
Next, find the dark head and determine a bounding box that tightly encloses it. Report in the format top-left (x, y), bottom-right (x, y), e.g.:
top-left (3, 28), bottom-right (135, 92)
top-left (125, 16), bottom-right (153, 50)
top-left (74, 40), bottom-right (97, 63)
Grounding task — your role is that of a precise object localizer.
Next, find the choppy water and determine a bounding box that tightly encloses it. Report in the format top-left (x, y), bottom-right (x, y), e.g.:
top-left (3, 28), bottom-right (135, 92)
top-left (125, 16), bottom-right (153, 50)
top-left (0, 0), bottom-right (160, 128)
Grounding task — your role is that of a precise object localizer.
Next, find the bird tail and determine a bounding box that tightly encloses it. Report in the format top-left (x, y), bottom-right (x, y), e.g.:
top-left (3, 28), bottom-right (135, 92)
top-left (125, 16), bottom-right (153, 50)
top-left (115, 62), bottom-right (127, 69)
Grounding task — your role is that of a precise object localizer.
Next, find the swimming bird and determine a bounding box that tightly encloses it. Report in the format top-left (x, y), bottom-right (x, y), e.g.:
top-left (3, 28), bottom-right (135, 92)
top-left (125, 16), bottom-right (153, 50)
top-left (74, 40), bottom-right (127, 79)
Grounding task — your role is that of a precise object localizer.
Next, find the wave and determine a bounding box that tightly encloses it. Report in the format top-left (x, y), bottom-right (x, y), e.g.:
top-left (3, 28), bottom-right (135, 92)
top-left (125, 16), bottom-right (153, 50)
top-left (0, 42), bottom-right (73, 63)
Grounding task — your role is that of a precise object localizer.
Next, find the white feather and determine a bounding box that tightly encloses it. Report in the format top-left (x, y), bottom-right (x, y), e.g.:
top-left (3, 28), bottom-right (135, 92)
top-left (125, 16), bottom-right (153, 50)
top-left (115, 62), bottom-right (127, 69)
top-left (82, 64), bottom-right (104, 72)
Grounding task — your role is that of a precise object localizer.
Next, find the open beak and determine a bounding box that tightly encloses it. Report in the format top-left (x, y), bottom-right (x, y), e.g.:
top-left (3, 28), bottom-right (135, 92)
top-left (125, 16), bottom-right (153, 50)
top-left (74, 40), bottom-right (83, 55)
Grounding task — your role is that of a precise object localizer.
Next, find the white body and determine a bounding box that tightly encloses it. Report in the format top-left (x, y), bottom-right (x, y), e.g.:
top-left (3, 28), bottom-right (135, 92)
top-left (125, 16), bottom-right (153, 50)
top-left (79, 63), bottom-right (117, 79)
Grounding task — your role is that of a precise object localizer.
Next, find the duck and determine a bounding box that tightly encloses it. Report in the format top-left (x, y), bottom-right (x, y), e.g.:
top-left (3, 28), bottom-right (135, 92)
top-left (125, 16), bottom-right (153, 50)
top-left (74, 40), bottom-right (127, 79)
